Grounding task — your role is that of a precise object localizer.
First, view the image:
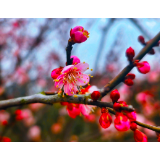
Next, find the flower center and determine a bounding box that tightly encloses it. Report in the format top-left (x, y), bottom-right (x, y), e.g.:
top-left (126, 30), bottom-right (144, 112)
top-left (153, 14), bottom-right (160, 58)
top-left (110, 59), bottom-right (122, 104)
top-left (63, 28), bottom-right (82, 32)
top-left (63, 68), bottom-right (80, 84)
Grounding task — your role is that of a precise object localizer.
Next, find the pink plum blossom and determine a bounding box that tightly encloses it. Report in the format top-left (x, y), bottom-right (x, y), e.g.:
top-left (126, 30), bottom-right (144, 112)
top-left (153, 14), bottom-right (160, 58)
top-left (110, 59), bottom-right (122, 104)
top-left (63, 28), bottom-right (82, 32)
top-left (70, 26), bottom-right (89, 43)
top-left (79, 104), bottom-right (95, 116)
top-left (54, 62), bottom-right (90, 96)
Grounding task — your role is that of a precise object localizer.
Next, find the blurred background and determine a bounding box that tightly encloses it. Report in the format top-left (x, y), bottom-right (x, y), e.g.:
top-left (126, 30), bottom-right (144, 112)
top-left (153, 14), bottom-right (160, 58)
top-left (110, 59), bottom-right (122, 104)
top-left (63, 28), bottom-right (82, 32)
top-left (0, 18), bottom-right (160, 142)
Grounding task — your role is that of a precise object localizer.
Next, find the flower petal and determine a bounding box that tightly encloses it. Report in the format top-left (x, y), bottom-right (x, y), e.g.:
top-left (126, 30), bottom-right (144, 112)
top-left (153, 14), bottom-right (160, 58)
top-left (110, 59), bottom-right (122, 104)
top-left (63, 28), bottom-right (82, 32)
top-left (75, 63), bottom-right (89, 72)
top-left (76, 74), bottom-right (89, 86)
top-left (55, 74), bottom-right (64, 88)
top-left (79, 104), bottom-right (92, 116)
top-left (64, 83), bottom-right (78, 96)
top-left (62, 65), bottom-right (74, 74)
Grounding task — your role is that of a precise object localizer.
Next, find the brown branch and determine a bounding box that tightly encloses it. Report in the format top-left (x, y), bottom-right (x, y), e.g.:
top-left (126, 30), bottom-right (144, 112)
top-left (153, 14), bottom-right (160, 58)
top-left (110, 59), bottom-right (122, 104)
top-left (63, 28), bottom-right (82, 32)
top-left (101, 31), bottom-right (160, 97)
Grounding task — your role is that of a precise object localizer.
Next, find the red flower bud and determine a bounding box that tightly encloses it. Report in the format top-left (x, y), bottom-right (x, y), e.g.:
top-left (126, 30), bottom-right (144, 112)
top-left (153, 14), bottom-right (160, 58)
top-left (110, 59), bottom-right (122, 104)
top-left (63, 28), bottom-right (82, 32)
top-left (130, 122), bottom-right (137, 131)
top-left (125, 111), bottom-right (137, 121)
top-left (124, 79), bottom-right (134, 86)
top-left (51, 67), bottom-right (63, 79)
top-left (0, 136), bottom-right (11, 142)
top-left (113, 102), bottom-right (121, 111)
top-left (138, 35), bottom-right (145, 44)
top-left (99, 112), bottom-right (112, 129)
top-left (15, 109), bottom-right (22, 115)
top-left (70, 26), bottom-right (89, 43)
top-left (66, 55), bottom-right (81, 65)
top-left (148, 48), bottom-right (155, 55)
top-left (91, 91), bottom-right (101, 101)
top-left (66, 103), bottom-right (80, 119)
top-left (126, 73), bottom-right (135, 80)
top-left (118, 101), bottom-right (128, 107)
top-left (2, 120), bottom-right (8, 126)
top-left (134, 129), bottom-right (148, 142)
top-left (126, 47), bottom-right (135, 61)
top-left (16, 115), bottom-right (23, 121)
top-left (114, 113), bottom-right (130, 131)
top-left (110, 89), bottom-right (120, 102)
top-left (136, 61), bottom-right (150, 74)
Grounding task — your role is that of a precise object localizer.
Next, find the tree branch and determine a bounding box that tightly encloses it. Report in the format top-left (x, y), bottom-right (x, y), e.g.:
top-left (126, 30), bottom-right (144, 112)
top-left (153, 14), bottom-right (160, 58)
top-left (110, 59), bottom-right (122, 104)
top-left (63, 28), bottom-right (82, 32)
top-left (0, 93), bottom-right (134, 112)
top-left (100, 32), bottom-right (160, 97)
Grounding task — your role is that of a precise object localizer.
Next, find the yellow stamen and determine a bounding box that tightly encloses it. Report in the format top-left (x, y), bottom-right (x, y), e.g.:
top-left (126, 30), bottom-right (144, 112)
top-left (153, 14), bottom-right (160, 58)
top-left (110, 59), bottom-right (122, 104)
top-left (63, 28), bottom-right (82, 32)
top-left (87, 67), bottom-right (89, 69)
top-left (56, 85), bottom-right (58, 88)
top-left (88, 83), bottom-right (90, 85)
top-left (54, 79), bottom-right (59, 82)
top-left (74, 95), bottom-right (78, 97)
top-left (83, 62), bottom-right (85, 64)
top-left (88, 74), bottom-right (91, 76)
top-left (90, 69), bottom-right (93, 71)
top-left (91, 76), bottom-right (93, 78)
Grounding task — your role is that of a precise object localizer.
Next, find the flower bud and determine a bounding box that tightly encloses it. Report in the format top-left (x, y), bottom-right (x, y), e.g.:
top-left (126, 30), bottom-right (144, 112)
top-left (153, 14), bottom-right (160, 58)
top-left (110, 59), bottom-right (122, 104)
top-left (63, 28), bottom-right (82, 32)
top-left (70, 26), bottom-right (89, 43)
top-left (124, 79), bottom-right (134, 86)
top-left (130, 122), bottom-right (137, 131)
top-left (66, 103), bottom-right (80, 119)
top-left (138, 35), bottom-right (145, 44)
top-left (91, 91), bottom-right (101, 101)
top-left (114, 113), bottom-right (130, 131)
top-left (136, 61), bottom-right (150, 74)
top-left (99, 112), bottom-right (112, 129)
top-left (66, 55), bottom-right (81, 65)
top-left (110, 89), bottom-right (120, 102)
top-left (113, 102), bottom-right (121, 111)
top-left (126, 47), bottom-right (135, 61)
top-left (125, 111), bottom-right (137, 121)
top-left (71, 55), bottom-right (80, 65)
top-left (0, 136), bottom-right (11, 142)
top-left (2, 120), bottom-right (8, 126)
top-left (134, 129), bottom-right (148, 142)
top-left (148, 48), bottom-right (155, 55)
top-left (119, 101), bottom-right (128, 107)
top-left (51, 67), bottom-right (63, 79)
top-left (126, 73), bottom-right (135, 80)
top-left (15, 109), bottom-right (22, 115)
